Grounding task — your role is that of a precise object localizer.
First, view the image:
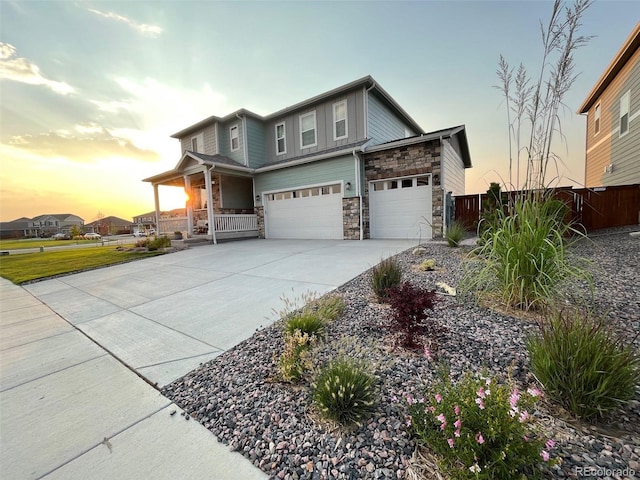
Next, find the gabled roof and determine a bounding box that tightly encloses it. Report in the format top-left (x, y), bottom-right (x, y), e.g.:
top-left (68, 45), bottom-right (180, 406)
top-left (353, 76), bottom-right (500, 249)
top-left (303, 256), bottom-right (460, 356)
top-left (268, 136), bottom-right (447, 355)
top-left (86, 216), bottom-right (134, 226)
top-left (142, 151), bottom-right (252, 184)
top-left (170, 76), bottom-right (424, 139)
top-left (578, 22), bottom-right (640, 114)
top-left (363, 125), bottom-right (472, 168)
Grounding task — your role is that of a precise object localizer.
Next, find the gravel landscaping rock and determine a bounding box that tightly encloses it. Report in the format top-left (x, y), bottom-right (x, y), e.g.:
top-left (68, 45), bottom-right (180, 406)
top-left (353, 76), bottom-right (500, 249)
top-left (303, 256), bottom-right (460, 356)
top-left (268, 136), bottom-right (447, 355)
top-left (163, 228), bottom-right (640, 479)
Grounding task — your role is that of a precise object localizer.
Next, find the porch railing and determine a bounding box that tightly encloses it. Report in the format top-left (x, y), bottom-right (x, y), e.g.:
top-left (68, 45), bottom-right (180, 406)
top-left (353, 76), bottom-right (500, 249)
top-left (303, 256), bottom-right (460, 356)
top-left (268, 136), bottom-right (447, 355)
top-left (158, 214), bottom-right (257, 234)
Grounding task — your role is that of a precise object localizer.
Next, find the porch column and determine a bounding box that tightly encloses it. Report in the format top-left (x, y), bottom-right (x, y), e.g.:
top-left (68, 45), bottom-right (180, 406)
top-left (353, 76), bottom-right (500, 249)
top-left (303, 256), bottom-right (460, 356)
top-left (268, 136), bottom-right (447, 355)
top-left (153, 184), bottom-right (160, 233)
top-left (203, 167), bottom-right (217, 244)
top-left (184, 175), bottom-right (194, 235)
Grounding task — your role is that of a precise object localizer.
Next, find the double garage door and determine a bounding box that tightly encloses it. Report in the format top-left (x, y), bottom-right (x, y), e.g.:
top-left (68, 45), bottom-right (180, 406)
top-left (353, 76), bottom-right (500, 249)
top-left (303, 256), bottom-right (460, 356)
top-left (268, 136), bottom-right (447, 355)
top-left (264, 175), bottom-right (432, 240)
top-left (264, 184), bottom-right (343, 239)
top-left (369, 175), bottom-right (432, 239)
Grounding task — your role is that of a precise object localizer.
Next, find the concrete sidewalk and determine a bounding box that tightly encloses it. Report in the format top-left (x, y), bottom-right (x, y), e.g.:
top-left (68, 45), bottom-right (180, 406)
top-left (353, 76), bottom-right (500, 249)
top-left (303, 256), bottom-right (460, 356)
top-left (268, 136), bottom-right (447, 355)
top-left (0, 239), bottom-right (415, 479)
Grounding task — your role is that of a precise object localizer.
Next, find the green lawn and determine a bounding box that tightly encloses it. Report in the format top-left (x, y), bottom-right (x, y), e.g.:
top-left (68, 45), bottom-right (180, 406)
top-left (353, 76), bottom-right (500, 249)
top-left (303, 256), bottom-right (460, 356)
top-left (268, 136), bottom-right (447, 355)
top-left (0, 247), bottom-right (164, 284)
top-left (0, 238), bottom-right (105, 250)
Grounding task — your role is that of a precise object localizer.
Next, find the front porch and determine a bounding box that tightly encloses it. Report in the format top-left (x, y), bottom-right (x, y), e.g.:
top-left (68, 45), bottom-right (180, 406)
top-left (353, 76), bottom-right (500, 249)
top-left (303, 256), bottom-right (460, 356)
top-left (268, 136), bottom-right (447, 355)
top-left (143, 152), bottom-right (259, 243)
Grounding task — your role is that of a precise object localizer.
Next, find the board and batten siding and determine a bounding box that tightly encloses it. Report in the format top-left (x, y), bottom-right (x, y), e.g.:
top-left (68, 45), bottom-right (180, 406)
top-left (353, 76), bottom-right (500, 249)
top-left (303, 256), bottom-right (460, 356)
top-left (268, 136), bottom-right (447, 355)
top-left (367, 92), bottom-right (415, 146)
top-left (441, 139), bottom-right (466, 196)
top-left (179, 124), bottom-right (217, 155)
top-left (585, 48), bottom-right (640, 187)
top-left (246, 116), bottom-right (266, 169)
top-left (264, 89), bottom-right (365, 164)
top-left (218, 119), bottom-right (245, 165)
top-left (254, 155), bottom-right (357, 198)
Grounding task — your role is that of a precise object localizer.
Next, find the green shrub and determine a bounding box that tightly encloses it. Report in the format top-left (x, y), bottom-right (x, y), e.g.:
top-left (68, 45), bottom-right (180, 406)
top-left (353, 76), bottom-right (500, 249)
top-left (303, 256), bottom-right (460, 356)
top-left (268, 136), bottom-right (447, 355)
top-left (445, 222), bottom-right (466, 248)
top-left (460, 195), bottom-right (591, 310)
top-left (387, 282), bottom-right (439, 350)
top-left (419, 259), bottom-right (436, 271)
top-left (527, 309), bottom-right (640, 420)
top-left (278, 329), bottom-right (316, 382)
top-left (406, 369), bottom-right (554, 479)
top-left (371, 257), bottom-right (402, 301)
top-left (148, 236), bottom-right (171, 251)
top-left (284, 310), bottom-right (326, 337)
top-left (312, 357), bottom-right (377, 426)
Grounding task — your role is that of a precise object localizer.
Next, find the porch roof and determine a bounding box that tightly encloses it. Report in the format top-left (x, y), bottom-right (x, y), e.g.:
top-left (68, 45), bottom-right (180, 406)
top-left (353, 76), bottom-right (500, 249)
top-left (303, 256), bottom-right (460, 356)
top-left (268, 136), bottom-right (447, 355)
top-left (142, 151), bottom-right (253, 185)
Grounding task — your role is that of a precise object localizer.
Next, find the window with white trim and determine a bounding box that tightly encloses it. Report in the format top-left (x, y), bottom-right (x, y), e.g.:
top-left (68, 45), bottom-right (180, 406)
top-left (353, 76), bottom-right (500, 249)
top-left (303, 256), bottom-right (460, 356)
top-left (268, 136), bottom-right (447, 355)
top-left (275, 122), bottom-right (286, 154)
top-left (230, 125), bottom-right (239, 151)
top-left (619, 91), bottom-right (630, 137)
top-left (333, 100), bottom-right (347, 140)
top-left (191, 137), bottom-right (198, 151)
top-left (300, 111), bottom-right (317, 148)
top-left (594, 103), bottom-right (600, 135)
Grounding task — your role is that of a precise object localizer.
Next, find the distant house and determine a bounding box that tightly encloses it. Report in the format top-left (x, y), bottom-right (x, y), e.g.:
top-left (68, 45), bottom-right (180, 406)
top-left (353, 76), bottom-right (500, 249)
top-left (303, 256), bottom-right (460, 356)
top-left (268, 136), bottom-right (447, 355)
top-left (0, 214), bottom-right (84, 239)
top-left (143, 76), bottom-right (472, 240)
top-left (86, 216), bottom-right (134, 236)
top-left (578, 22), bottom-right (640, 187)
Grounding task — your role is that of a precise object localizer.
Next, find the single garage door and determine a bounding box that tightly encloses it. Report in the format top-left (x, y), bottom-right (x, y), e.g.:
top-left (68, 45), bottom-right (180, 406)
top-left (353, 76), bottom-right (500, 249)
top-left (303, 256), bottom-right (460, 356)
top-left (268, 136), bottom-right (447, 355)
top-left (265, 183), bottom-right (343, 239)
top-left (370, 175), bottom-right (432, 239)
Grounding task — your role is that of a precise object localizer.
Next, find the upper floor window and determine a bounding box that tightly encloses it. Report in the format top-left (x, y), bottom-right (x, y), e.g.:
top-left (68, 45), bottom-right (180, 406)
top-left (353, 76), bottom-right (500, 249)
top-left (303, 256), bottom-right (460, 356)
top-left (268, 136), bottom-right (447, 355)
top-left (300, 111), bottom-right (317, 148)
top-left (594, 103), bottom-right (600, 135)
top-left (333, 101), bottom-right (348, 140)
top-left (276, 122), bottom-right (286, 155)
top-left (191, 137), bottom-right (198, 151)
top-left (230, 125), bottom-right (239, 151)
top-left (619, 91), bottom-right (630, 137)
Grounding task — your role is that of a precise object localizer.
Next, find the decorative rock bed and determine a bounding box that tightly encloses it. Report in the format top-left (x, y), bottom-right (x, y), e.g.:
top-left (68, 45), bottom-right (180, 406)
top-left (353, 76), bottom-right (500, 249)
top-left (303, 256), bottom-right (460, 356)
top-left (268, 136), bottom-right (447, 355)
top-left (163, 229), bottom-right (640, 480)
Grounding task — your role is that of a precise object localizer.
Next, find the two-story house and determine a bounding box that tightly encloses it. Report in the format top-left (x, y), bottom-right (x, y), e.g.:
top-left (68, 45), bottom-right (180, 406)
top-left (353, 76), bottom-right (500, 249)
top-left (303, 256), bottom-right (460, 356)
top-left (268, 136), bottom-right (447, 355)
top-left (143, 76), bottom-right (471, 241)
top-left (578, 22), bottom-right (640, 187)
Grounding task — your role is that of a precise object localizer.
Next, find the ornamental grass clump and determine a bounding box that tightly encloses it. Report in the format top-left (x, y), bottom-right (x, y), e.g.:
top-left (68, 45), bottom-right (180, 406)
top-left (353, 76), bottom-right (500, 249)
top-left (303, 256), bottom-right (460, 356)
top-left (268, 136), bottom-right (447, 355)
top-left (371, 257), bottom-right (402, 301)
top-left (527, 309), bottom-right (640, 420)
top-left (445, 222), bottom-right (466, 248)
top-left (314, 295), bottom-right (345, 321)
top-left (406, 368), bottom-right (554, 479)
top-left (278, 329), bottom-right (316, 383)
top-left (312, 357), bottom-right (377, 426)
top-left (460, 195), bottom-right (592, 311)
top-left (284, 310), bottom-right (326, 338)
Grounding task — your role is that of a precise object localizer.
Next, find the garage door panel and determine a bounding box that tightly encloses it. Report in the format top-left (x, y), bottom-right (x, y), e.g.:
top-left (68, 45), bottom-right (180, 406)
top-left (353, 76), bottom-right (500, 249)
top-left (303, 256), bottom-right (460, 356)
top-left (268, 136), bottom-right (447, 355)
top-left (370, 179), bottom-right (432, 239)
top-left (266, 189), bottom-right (343, 239)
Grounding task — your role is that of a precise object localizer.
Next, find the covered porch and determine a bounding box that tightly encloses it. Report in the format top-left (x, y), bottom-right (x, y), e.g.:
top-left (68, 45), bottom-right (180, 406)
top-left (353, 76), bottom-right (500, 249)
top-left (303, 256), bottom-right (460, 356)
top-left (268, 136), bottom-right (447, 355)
top-left (143, 152), bottom-right (258, 243)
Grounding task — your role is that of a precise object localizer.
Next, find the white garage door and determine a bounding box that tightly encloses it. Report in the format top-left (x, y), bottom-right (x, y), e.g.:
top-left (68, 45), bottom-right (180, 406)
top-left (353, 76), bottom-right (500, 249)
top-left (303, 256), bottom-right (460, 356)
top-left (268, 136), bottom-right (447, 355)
top-left (265, 184), bottom-right (343, 239)
top-left (370, 175), bottom-right (432, 239)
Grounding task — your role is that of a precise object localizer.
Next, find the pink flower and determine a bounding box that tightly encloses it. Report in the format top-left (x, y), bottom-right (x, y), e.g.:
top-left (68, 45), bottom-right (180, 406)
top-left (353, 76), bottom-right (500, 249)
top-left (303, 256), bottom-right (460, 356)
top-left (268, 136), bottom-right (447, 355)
top-left (477, 387), bottom-right (486, 399)
top-left (406, 394), bottom-right (413, 405)
top-left (540, 450), bottom-right (550, 462)
top-left (454, 419), bottom-right (462, 429)
top-left (447, 438), bottom-right (454, 448)
top-left (475, 398), bottom-right (485, 410)
top-left (454, 404), bottom-right (460, 416)
top-left (509, 389), bottom-right (520, 408)
top-left (519, 410), bottom-right (529, 423)
top-left (406, 418), bottom-right (412, 427)
top-left (545, 439), bottom-right (556, 450)
top-left (440, 421), bottom-right (447, 431)
top-left (475, 433), bottom-right (485, 444)
top-left (436, 413), bottom-right (446, 423)
top-left (469, 464), bottom-right (481, 474)
top-left (435, 394), bottom-right (442, 404)
top-left (454, 429), bottom-right (461, 438)
top-left (424, 347), bottom-right (433, 361)
top-left (428, 406), bottom-right (436, 414)
top-left (523, 435), bottom-right (530, 442)
top-left (527, 387), bottom-right (543, 397)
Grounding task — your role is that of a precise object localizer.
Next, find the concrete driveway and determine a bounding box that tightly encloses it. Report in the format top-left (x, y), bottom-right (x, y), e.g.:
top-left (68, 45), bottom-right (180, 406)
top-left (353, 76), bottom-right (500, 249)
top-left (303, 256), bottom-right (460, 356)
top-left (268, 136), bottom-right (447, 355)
top-left (1, 239), bottom-right (416, 480)
top-left (24, 239), bottom-right (415, 387)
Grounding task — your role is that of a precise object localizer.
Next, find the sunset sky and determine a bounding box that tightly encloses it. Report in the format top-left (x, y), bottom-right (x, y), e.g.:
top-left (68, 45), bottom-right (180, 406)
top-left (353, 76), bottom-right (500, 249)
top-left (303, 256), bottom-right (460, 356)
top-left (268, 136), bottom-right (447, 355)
top-left (1, 1), bottom-right (638, 223)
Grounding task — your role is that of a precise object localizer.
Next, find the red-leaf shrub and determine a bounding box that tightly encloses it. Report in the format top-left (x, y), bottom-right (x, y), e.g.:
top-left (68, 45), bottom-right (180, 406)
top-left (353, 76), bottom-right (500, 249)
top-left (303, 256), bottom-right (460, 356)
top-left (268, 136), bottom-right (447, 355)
top-left (387, 282), bottom-right (439, 349)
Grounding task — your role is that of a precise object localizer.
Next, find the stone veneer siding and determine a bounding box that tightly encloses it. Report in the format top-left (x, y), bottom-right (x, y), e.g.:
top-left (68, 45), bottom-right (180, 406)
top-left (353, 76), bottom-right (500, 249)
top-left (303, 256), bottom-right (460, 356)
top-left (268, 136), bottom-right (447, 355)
top-left (363, 140), bottom-right (444, 238)
top-left (256, 206), bottom-right (265, 239)
top-left (342, 197), bottom-right (361, 240)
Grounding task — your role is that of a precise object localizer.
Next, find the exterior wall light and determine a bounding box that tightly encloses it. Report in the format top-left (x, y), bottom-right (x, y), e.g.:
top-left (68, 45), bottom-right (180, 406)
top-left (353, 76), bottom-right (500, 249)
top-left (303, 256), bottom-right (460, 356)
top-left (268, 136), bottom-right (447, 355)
top-left (255, 195), bottom-right (261, 202)
top-left (345, 182), bottom-right (352, 191)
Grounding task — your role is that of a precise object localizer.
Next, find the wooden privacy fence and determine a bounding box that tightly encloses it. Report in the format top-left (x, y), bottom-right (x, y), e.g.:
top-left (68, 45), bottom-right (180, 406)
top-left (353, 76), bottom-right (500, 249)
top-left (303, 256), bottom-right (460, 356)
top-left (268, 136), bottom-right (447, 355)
top-left (454, 184), bottom-right (640, 232)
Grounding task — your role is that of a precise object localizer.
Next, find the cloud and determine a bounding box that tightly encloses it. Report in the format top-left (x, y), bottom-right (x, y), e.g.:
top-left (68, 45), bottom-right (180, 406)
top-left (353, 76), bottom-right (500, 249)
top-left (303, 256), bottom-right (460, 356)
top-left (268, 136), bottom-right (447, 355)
top-left (0, 43), bottom-right (74, 95)
top-left (87, 8), bottom-right (162, 37)
top-left (8, 124), bottom-right (159, 163)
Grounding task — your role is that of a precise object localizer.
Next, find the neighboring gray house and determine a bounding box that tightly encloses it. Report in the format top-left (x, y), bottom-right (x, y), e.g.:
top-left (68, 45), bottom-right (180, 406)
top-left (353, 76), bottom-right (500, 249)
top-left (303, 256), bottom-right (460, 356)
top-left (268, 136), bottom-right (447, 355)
top-left (0, 214), bottom-right (84, 239)
top-left (144, 76), bottom-right (472, 240)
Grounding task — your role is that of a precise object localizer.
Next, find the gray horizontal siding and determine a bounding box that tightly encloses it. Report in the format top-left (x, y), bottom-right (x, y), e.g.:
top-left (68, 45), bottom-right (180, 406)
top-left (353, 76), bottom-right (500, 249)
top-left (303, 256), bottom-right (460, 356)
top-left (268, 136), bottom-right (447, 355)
top-left (218, 119), bottom-right (245, 164)
top-left (178, 124), bottom-right (217, 155)
top-left (254, 154), bottom-right (356, 198)
top-left (263, 89), bottom-right (365, 164)
top-left (367, 92), bottom-right (414, 146)
top-left (442, 140), bottom-right (465, 196)
top-left (246, 116), bottom-right (266, 168)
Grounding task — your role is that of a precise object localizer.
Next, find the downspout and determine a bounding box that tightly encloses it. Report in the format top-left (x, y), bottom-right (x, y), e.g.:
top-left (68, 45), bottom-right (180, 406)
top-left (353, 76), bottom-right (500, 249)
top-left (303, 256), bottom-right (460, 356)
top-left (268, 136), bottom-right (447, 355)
top-left (237, 113), bottom-right (249, 167)
top-left (353, 149), bottom-right (364, 240)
